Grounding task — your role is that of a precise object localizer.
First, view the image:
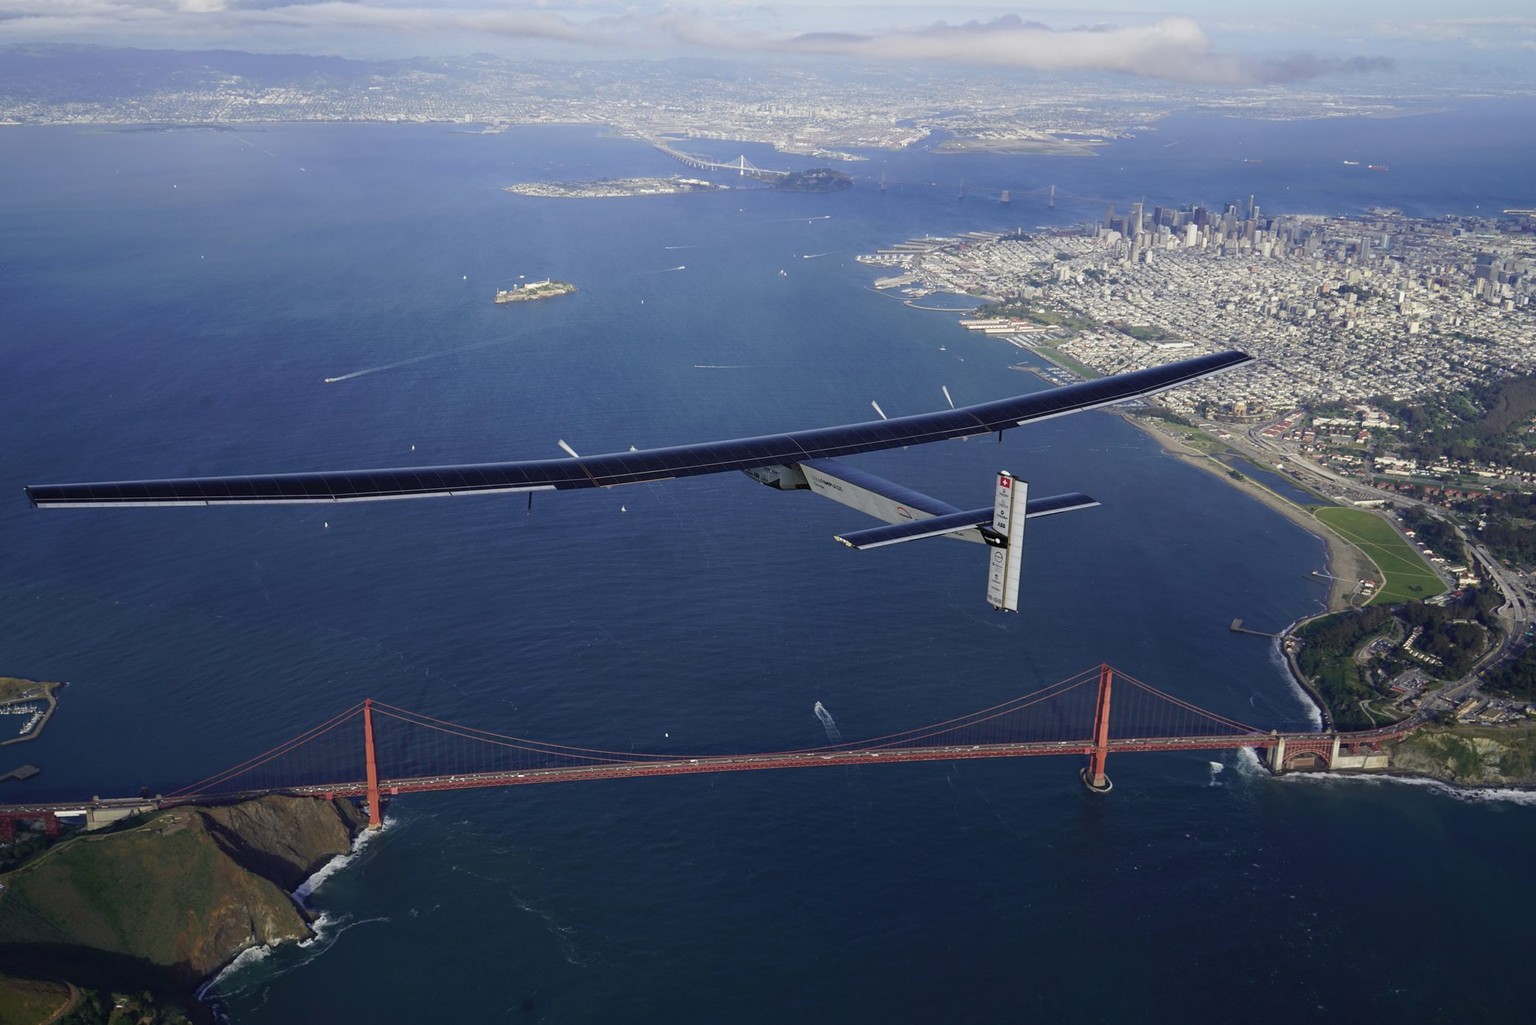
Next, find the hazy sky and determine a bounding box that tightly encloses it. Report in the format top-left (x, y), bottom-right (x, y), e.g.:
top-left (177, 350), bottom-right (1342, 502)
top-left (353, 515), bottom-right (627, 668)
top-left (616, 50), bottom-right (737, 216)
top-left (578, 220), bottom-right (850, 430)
top-left (2, 2), bottom-right (1533, 84)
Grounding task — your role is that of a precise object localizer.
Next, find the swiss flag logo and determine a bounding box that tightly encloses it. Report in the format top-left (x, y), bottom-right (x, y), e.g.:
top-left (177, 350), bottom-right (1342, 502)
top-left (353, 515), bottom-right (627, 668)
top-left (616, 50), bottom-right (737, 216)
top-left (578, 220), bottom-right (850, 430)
top-left (999, 476), bottom-right (1011, 489)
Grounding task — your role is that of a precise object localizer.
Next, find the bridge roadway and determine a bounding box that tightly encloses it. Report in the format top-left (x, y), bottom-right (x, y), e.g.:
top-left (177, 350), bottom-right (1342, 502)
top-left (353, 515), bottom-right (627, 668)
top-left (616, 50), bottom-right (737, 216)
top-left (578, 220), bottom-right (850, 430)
top-left (644, 138), bottom-right (787, 180)
top-left (1, 723), bottom-right (1418, 816)
top-left (266, 735), bottom-right (1295, 797)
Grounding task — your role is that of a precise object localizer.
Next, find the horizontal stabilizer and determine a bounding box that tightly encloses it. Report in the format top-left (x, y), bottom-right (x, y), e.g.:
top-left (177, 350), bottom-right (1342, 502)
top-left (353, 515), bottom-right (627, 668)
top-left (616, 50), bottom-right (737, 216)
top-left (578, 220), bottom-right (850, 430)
top-left (1018, 492), bottom-right (1100, 519)
top-left (835, 492), bottom-right (1098, 550)
top-left (836, 509), bottom-right (999, 551)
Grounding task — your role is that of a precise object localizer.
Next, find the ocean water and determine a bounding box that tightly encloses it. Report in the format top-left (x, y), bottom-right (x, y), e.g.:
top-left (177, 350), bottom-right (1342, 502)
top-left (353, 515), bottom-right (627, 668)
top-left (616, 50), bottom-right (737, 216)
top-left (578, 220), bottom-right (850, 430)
top-left (1, 99), bottom-right (1534, 1022)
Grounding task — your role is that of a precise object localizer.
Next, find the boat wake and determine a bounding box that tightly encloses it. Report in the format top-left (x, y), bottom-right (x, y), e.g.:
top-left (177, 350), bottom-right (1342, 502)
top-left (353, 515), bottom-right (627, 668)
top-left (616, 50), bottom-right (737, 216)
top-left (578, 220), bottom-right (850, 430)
top-left (813, 701), bottom-right (842, 743)
top-left (324, 340), bottom-right (508, 383)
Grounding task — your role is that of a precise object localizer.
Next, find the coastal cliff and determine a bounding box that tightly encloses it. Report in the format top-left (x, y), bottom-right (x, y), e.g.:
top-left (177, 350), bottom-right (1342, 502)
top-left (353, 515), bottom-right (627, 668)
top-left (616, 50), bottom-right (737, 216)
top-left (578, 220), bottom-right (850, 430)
top-left (0, 795), bottom-right (365, 1019)
top-left (1384, 724), bottom-right (1536, 786)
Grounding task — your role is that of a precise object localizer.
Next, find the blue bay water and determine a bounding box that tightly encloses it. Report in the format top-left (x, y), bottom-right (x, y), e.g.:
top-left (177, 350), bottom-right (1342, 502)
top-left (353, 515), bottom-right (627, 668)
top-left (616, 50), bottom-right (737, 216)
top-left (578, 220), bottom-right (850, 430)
top-left (1, 101), bottom-right (1534, 1022)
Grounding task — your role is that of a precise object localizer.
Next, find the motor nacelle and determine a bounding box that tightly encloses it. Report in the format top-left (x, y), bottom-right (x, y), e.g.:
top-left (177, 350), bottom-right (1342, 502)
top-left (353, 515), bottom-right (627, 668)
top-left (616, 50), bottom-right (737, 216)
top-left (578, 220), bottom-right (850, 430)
top-left (742, 464), bottom-right (810, 491)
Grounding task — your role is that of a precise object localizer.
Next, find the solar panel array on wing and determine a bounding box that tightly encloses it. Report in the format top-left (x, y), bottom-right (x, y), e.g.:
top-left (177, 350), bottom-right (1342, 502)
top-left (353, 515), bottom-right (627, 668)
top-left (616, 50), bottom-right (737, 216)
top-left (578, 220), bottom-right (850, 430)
top-left (26, 350), bottom-right (1253, 508)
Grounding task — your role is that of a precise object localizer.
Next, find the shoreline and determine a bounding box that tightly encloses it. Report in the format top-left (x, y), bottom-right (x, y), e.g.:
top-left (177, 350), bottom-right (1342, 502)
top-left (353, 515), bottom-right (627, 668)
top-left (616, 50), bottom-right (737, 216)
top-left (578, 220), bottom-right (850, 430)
top-left (0, 680), bottom-right (61, 747)
top-left (1275, 763), bottom-right (1536, 796)
top-left (198, 813), bottom-right (382, 1010)
top-left (1122, 412), bottom-right (1376, 613)
top-left (983, 342), bottom-right (1376, 728)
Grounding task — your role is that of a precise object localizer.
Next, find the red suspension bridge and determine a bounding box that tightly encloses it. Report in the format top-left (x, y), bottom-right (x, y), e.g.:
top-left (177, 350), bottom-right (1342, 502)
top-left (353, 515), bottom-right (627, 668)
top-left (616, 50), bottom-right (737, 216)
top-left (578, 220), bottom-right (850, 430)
top-left (0, 666), bottom-right (1415, 834)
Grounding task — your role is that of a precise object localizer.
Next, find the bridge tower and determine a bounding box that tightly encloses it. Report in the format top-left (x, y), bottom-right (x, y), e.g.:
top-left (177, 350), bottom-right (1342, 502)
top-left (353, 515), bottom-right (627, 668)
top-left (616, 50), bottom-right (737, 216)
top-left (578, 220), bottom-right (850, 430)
top-left (738, 156), bottom-right (747, 177)
top-left (1082, 664), bottom-right (1114, 792)
top-left (363, 698), bottom-right (382, 828)
top-left (1049, 184), bottom-right (1056, 209)
top-left (1268, 732), bottom-right (1285, 773)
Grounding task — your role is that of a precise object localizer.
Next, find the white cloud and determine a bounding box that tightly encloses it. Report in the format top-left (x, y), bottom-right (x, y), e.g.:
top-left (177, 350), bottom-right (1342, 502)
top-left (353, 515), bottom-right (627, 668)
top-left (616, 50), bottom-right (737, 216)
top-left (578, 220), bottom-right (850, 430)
top-left (0, 2), bottom-right (1397, 84)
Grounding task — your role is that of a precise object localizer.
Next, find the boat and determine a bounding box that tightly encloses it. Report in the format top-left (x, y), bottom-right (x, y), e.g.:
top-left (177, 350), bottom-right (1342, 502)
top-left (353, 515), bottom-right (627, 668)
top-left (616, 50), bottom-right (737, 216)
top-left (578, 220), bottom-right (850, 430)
top-left (1343, 160), bottom-right (1360, 166)
top-left (1367, 164), bottom-right (1389, 172)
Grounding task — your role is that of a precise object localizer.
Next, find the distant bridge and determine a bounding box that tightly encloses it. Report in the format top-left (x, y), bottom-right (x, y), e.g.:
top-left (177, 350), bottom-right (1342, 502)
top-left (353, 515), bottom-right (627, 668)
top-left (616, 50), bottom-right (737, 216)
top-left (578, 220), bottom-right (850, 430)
top-left (0, 666), bottom-right (1415, 834)
top-left (644, 137), bottom-right (790, 182)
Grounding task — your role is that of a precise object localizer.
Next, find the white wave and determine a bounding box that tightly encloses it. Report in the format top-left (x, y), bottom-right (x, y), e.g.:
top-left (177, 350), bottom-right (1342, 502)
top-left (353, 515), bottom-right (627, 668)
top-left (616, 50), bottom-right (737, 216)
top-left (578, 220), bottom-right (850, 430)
top-left (205, 910), bottom-right (394, 1000)
top-left (299, 910), bottom-right (392, 949)
top-left (294, 815), bottom-right (391, 905)
top-left (203, 820), bottom-right (398, 1001)
top-left (1233, 746), bottom-right (1267, 778)
top-left (1274, 769), bottom-right (1536, 805)
top-left (1268, 633), bottom-right (1323, 729)
top-left (196, 943), bottom-right (273, 1001)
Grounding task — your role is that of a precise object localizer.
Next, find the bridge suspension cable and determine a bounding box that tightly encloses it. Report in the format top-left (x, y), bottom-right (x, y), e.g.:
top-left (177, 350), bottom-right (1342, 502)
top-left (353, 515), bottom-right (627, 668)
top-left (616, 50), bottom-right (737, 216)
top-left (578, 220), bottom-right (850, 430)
top-left (126, 665), bottom-right (1399, 815)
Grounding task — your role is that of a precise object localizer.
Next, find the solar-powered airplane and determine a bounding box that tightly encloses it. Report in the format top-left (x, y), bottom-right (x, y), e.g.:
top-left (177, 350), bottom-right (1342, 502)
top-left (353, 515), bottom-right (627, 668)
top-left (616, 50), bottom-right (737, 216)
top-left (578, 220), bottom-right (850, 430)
top-left (26, 349), bottom-right (1252, 612)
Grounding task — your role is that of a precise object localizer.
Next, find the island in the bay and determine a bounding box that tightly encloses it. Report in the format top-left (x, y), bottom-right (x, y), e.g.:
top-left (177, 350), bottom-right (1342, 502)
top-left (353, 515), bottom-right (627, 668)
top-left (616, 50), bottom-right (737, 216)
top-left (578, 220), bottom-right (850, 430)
top-left (0, 795), bottom-right (367, 1024)
top-left (773, 167), bottom-right (853, 192)
top-left (494, 278), bottom-right (575, 304)
top-left (505, 176), bottom-right (726, 199)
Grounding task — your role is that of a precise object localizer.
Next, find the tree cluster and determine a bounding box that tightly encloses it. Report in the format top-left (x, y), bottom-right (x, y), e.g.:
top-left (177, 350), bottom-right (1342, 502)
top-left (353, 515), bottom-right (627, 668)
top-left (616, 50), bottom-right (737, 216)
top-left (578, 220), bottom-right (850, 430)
top-left (1398, 506), bottom-right (1464, 564)
top-left (1294, 592), bottom-right (1498, 727)
top-left (1484, 644), bottom-right (1536, 700)
top-left (1376, 375), bottom-right (1536, 470)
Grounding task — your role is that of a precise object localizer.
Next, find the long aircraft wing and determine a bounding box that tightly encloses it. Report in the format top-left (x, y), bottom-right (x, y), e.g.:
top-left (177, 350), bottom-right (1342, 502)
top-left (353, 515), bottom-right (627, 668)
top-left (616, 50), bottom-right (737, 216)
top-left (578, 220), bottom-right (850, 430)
top-left (25, 350), bottom-right (1251, 509)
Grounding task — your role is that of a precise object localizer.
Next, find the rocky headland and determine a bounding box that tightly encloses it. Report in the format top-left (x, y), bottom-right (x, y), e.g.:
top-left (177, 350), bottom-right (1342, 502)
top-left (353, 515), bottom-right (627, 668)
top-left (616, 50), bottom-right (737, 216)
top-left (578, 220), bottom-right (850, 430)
top-left (1383, 724), bottom-right (1536, 787)
top-left (0, 795), bottom-right (366, 1022)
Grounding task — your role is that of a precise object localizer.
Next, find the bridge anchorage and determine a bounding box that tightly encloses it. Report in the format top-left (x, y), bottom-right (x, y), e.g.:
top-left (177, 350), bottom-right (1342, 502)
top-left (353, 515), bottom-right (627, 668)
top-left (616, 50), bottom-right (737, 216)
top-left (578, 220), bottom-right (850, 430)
top-left (0, 666), bottom-right (1417, 829)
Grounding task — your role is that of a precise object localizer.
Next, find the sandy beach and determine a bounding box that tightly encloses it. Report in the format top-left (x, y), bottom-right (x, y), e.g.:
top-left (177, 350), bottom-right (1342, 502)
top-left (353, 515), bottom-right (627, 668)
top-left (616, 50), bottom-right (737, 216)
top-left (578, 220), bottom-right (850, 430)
top-left (1125, 413), bottom-right (1379, 613)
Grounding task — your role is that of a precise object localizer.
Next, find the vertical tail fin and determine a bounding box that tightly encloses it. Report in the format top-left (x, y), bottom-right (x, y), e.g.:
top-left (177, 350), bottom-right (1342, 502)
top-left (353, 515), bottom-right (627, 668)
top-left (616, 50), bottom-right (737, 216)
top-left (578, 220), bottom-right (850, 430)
top-left (985, 472), bottom-right (1028, 612)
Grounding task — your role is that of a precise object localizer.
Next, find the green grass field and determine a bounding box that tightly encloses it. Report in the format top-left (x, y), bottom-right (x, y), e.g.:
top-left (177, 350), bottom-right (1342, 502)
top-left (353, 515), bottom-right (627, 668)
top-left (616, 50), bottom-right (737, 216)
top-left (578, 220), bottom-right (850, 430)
top-left (1315, 507), bottom-right (1447, 605)
top-left (1031, 342), bottom-right (1101, 380)
top-left (0, 677), bottom-right (53, 703)
top-left (0, 975), bottom-right (72, 1024)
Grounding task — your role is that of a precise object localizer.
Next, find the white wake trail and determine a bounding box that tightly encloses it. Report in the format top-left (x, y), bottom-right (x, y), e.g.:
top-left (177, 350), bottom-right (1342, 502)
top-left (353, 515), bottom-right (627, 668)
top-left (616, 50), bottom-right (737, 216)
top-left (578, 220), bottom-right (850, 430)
top-left (813, 701), bottom-right (842, 743)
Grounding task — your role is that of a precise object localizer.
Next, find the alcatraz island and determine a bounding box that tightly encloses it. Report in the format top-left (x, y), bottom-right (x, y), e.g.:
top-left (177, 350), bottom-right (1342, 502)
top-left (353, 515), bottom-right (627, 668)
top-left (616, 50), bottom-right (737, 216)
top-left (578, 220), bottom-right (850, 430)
top-left (864, 198), bottom-right (1536, 784)
top-left (494, 278), bottom-right (575, 303)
